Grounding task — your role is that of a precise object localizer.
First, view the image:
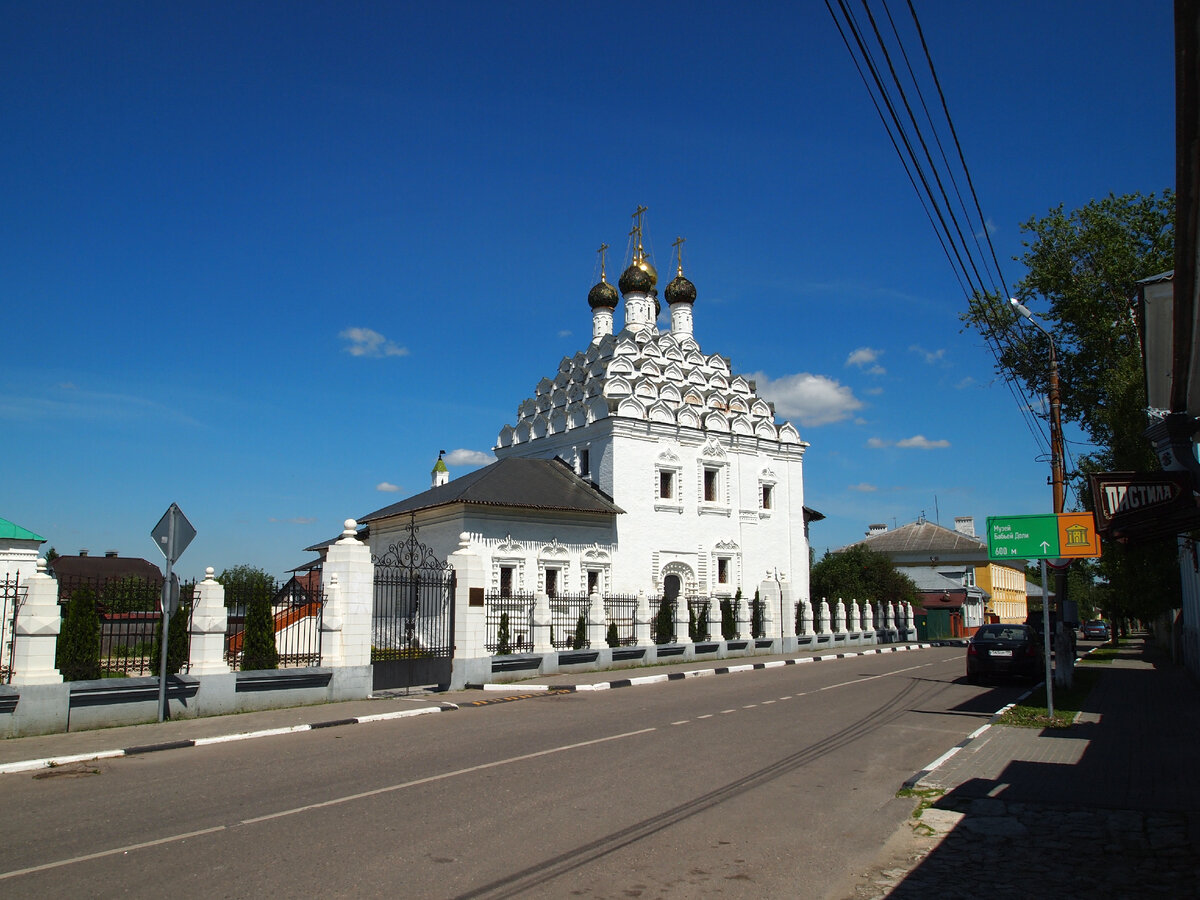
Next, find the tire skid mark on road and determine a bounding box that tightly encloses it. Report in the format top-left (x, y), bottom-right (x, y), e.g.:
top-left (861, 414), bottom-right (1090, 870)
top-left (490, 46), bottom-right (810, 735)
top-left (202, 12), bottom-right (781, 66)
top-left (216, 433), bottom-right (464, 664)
top-left (457, 676), bottom-right (950, 899)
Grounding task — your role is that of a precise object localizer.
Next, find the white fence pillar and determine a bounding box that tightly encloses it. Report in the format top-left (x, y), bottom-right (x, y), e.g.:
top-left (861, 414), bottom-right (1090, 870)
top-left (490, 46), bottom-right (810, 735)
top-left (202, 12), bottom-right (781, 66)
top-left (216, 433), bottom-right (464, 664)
top-left (448, 532), bottom-right (488, 659)
top-left (10, 558), bottom-right (61, 685)
top-left (834, 598), bottom-right (846, 633)
top-left (188, 567), bottom-right (231, 675)
top-left (322, 519), bottom-right (373, 668)
top-left (532, 592), bottom-right (553, 653)
top-left (587, 591), bottom-right (607, 649)
top-left (634, 590), bottom-right (652, 646)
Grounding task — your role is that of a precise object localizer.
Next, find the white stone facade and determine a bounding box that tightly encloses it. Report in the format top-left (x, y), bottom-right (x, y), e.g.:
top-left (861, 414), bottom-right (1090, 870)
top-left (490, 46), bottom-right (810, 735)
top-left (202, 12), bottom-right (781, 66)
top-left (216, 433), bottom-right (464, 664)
top-left (494, 291), bottom-right (810, 605)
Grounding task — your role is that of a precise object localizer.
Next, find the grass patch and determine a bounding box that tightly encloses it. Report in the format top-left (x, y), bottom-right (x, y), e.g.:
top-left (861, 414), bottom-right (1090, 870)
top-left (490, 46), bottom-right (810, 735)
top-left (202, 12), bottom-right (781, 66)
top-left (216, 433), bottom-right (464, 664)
top-left (896, 787), bottom-right (945, 834)
top-left (997, 666), bottom-right (1101, 728)
top-left (1078, 646), bottom-right (1119, 664)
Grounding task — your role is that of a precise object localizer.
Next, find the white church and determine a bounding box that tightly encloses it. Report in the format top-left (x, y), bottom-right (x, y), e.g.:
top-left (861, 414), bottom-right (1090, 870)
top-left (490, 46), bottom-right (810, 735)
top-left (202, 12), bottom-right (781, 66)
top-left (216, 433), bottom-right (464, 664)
top-left (354, 210), bottom-right (813, 610)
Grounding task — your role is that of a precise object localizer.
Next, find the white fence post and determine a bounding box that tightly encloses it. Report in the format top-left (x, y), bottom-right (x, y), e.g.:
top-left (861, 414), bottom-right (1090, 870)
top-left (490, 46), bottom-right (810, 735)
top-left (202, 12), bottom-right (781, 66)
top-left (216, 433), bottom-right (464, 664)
top-left (10, 558), bottom-right (62, 685)
top-left (448, 532), bottom-right (488, 660)
top-left (634, 590), bottom-right (651, 646)
top-left (188, 567), bottom-right (231, 675)
top-left (587, 590), bottom-right (607, 649)
top-left (321, 519), bottom-right (372, 668)
top-left (532, 592), bottom-right (553, 653)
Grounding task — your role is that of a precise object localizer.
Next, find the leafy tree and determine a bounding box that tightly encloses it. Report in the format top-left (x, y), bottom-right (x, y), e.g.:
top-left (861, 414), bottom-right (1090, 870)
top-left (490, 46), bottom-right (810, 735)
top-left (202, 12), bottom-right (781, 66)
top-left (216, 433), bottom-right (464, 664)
top-left (810, 546), bottom-right (917, 607)
top-left (57, 586), bottom-right (101, 681)
top-left (45, 547), bottom-right (59, 564)
top-left (963, 190), bottom-right (1179, 621)
top-left (219, 564), bottom-right (274, 610)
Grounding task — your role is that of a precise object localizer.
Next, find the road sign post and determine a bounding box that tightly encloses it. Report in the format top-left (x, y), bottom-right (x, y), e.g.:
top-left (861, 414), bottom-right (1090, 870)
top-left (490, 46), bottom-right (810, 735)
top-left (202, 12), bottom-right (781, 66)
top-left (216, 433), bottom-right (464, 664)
top-left (986, 513), bottom-right (1102, 718)
top-left (151, 504), bottom-right (196, 723)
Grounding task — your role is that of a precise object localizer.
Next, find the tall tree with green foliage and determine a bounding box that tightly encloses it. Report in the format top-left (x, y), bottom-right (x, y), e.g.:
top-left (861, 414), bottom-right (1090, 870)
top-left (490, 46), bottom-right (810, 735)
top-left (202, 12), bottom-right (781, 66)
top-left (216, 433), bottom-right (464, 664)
top-left (219, 564), bottom-right (274, 610)
top-left (811, 546), bottom-right (917, 608)
top-left (57, 586), bottom-right (101, 681)
top-left (655, 596), bottom-right (674, 644)
top-left (963, 190), bottom-right (1179, 622)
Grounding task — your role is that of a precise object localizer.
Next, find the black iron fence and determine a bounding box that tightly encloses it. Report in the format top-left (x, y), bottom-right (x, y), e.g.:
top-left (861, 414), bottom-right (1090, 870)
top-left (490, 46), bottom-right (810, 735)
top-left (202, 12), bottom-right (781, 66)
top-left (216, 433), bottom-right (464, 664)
top-left (603, 594), bottom-right (639, 646)
top-left (651, 597), bottom-right (677, 644)
top-left (686, 596), bottom-right (711, 641)
top-left (486, 591), bottom-right (535, 654)
top-left (55, 575), bottom-right (196, 677)
top-left (223, 578), bottom-right (324, 671)
top-left (0, 574), bottom-right (25, 683)
top-left (549, 593), bottom-right (591, 650)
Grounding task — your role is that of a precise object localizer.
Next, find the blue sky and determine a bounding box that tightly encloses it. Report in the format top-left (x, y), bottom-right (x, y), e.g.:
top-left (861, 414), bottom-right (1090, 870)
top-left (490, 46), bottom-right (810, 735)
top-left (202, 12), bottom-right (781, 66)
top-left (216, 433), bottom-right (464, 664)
top-left (2, 2), bottom-right (1175, 579)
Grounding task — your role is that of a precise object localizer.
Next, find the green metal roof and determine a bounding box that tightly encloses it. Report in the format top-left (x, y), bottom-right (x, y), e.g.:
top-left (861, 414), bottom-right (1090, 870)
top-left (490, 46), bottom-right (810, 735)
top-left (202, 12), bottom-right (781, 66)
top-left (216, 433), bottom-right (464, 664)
top-left (0, 517), bottom-right (46, 542)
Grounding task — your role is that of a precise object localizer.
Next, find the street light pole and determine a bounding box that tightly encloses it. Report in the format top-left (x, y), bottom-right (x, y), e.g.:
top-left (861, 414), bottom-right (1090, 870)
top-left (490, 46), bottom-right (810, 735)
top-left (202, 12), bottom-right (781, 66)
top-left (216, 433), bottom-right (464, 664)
top-left (1011, 298), bottom-right (1072, 706)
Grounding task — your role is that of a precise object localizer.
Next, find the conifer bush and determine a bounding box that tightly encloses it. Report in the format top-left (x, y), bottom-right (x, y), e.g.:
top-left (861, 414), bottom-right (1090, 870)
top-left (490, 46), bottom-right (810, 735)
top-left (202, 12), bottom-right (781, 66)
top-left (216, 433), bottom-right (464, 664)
top-left (751, 589), bottom-right (764, 638)
top-left (151, 597), bottom-right (191, 675)
top-left (655, 596), bottom-right (674, 644)
top-left (240, 593), bottom-right (279, 670)
top-left (571, 613), bottom-right (587, 650)
top-left (606, 620), bottom-right (620, 648)
top-left (697, 602), bottom-right (710, 641)
top-left (57, 586), bottom-right (101, 681)
top-left (496, 612), bottom-right (512, 655)
top-left (720, 598), bottom-right (736, 640)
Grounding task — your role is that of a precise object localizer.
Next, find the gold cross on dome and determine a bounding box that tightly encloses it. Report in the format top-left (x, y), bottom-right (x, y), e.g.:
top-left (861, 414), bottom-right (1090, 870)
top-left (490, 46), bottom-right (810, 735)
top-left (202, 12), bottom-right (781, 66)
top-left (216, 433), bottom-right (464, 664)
top-left (671, 235), bottom-right (686, 275)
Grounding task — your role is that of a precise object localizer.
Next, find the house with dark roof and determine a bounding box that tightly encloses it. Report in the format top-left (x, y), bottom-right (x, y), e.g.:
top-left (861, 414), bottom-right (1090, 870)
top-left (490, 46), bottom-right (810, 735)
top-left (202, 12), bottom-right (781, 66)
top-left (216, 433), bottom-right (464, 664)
top-left (316, 457), bottom-right (624, 598)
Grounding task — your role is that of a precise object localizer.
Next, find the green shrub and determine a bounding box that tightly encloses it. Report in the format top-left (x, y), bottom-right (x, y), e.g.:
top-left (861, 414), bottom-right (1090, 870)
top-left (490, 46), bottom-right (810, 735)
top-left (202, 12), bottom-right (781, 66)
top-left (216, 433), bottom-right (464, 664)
top-left (240, 594), bottom-right (279, 670)
top-left (100, 576), bottom-right (159, 613)
top-left (571, 613), bottom-right (587, 650)
top-left (497, 612), bottom-right (512, 655)
top-left (606, 621), bottom-right (620, 648)
top-left (697, 602), bottom-right (710, 641)
top-left (655, 596), bottom-right (675, 644)
top-left (688, 602), bottom-right (699, 642)
top-left (57, 587), bottom-right (101, 681)
top-left (751, 589), bottom-right (764, 638)
top-left (721, 598), bottom-right (736, 640)
top-left (151, 600), bottom-right (191, 675)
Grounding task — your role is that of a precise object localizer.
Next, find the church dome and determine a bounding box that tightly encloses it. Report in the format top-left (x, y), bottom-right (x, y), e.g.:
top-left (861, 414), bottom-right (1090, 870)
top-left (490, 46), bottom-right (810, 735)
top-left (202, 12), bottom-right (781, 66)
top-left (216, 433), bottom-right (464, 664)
top-left (619, 260), bottom-right (656, 294)
top-left (665, 273), bottom-right (696, 305)
top-left (588, 280), bottom-right (618, 309)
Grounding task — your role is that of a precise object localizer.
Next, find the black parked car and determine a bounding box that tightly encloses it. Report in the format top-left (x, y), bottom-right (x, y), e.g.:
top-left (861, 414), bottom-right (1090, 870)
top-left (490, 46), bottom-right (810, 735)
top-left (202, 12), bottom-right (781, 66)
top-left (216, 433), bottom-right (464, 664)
top-left (966, 624), bottom-right (1042, 684)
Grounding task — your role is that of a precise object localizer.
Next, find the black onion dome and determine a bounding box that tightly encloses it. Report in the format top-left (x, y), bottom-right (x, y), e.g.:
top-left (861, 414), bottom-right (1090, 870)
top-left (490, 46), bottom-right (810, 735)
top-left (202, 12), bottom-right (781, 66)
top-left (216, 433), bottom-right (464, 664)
top-left (618, 263), bottom-right (654, 294)
top-left (665, 274), bottom-right (696, 305)
top-left (588, 280), bottom-right (618, 309)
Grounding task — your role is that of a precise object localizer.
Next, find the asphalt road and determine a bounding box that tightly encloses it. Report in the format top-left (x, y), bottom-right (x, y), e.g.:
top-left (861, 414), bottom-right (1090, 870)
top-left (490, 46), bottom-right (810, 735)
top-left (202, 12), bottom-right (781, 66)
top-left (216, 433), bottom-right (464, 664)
top-left (0, 647), bottom-right (1028, 898)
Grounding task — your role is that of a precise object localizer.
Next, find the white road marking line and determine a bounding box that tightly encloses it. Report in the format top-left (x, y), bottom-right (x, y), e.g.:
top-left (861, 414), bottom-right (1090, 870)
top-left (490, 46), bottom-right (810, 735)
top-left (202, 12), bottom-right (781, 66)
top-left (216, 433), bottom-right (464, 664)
top-left (0, 826), bottom-right (227, 881)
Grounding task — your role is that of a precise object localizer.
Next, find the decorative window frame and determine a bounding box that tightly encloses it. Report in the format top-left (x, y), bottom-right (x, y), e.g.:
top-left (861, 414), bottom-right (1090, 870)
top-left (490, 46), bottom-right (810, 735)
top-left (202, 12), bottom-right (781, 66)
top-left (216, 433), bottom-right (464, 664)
top-left (537, 538), bottom-right (571, 596)
top-left (581, 543), bottom-right (612, 596)
top-left (654, 445), bottom-right (685, 513)
top-left (492, 535), bottom-right (527, 595)
top-left (697, 439), bottom-right (731, 516)
top-left (758, 467), bottom-right (778, 519)
top-left (711, 539), bottom-right (741, 596)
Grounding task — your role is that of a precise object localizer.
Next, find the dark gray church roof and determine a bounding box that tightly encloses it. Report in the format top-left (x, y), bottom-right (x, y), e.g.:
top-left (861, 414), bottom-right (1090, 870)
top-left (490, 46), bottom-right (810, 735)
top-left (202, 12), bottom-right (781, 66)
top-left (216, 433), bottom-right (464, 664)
top-left (359, 457), bottom-right (623, 523)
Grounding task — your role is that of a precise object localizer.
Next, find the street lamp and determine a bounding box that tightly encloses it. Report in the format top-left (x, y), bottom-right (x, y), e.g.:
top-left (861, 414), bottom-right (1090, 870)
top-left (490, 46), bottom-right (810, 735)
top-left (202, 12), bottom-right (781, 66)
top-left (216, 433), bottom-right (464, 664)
top-left (1010, 297), bottom-right (1071, 708)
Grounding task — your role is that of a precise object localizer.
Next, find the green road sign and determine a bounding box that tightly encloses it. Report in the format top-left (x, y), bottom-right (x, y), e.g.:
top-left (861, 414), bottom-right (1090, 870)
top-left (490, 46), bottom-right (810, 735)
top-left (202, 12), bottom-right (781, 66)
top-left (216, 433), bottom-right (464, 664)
top-left (987, 513), bottom-right (1103, 561)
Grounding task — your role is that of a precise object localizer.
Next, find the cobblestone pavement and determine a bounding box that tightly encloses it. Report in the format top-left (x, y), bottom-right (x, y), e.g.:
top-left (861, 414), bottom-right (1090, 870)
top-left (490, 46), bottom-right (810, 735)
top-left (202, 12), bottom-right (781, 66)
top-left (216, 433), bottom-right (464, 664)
top-left (841, 635), bottom-right (1200, 898)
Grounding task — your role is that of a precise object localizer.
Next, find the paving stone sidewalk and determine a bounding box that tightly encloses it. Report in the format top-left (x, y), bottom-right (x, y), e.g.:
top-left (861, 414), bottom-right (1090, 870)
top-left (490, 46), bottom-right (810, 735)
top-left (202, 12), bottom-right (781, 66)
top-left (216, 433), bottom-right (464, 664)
top-left (845, 635), bottom-right (1200, 898)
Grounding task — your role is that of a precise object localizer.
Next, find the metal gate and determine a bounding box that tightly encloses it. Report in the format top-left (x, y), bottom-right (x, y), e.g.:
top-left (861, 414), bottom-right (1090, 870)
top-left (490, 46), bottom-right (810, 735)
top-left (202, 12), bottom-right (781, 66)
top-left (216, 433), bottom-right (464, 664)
top-left (371, 524), bottom-right (456, 690)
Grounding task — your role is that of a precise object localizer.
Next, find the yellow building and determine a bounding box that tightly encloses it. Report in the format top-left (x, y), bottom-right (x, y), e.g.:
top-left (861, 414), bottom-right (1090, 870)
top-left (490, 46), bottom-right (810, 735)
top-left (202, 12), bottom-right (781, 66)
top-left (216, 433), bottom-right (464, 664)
top-left (975, 562), bottom-right (1028, 623)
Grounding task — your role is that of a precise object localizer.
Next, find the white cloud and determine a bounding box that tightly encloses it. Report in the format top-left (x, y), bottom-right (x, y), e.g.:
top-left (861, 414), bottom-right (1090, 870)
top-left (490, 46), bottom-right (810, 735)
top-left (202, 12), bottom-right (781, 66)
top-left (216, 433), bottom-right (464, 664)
top-left (956, 377), bottom-right (977, 389)
top-left (864, 387), bottom-right (884, 396)
top-left (897, 435), bottom-right (950, 449)
top-left (557, 330), bottom-right (572, 339)
top-left (868, 435), bottom-right (950, 449)
top-left (748, 371), bottom-right (863, 427)
top-left (376, 482), bottom-right (402, 492)
top-left (340, 327), bottom-right (409, 358)
top-left (846, 347), bottom-right (883, 370)
top-left (848, 482), bottom-right (878, 492)
top-left (909, 344), bottom-right (946, 365)
top-left (445, 448), bottom-right (494, 466)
